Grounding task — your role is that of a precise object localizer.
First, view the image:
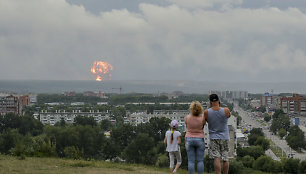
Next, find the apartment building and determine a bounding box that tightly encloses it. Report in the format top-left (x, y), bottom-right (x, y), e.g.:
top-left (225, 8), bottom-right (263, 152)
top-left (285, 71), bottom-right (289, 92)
top-left (0, 95), bottom-right (23, 115)
top-left (39, 110), bottom-right (110, 125)
top-left (281, 94), bottom-right (306, 115)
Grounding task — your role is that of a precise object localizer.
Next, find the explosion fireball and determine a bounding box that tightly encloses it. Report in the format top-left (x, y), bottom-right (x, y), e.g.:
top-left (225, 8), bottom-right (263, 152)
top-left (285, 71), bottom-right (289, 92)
top-left (90, 61), bottom-right (113, 81)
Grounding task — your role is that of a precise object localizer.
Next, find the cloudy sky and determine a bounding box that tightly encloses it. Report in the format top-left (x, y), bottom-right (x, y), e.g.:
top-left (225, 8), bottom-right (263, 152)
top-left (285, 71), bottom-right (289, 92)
top-left (1, 0), bottom-right (306, 82)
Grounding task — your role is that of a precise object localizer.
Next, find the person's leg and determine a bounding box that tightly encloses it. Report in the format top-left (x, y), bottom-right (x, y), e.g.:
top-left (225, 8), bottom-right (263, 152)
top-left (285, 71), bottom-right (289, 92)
top-left (214, 158), bottom-right (221, 174)
top-left (222, 160), bottom-right (229, 174)
top-left (220, 140), bottom-right (229, 174)
top-left (174, 151), bottom-right (182, 173)
top-left (195, 138), bottom-right (205, 174)
top-left (169, 152), bottom-right (175, 173)
top-left (209, 140), bottom-right (221, 174)
top-left (186, 138), bottom-right (195, 174)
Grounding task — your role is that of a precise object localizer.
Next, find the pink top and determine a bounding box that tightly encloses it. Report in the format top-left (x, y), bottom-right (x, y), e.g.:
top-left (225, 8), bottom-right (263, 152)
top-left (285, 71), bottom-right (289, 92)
top-left (185, 115), bottom-right (204, 138)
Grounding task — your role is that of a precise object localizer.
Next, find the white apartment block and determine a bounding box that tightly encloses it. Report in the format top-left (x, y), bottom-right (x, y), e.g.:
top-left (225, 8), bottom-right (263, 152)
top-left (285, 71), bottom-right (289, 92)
top-left (128, 110), bottom-right (189, 126)
top-left (39, 110), bottom-right (109, 125)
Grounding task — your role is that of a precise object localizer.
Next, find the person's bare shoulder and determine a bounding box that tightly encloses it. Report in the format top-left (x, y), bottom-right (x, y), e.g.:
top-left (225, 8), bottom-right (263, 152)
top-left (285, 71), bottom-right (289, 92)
top-left (224, 107), bottom-right (231, 118)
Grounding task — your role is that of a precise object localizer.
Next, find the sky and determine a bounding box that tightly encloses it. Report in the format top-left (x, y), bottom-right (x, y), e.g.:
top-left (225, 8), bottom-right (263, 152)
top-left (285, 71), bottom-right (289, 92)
top-left (1, 0), bottom-right (306, 82)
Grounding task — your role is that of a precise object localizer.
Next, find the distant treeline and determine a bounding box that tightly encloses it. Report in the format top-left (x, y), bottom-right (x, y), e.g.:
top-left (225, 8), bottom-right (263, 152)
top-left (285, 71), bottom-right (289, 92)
top-left (37, 93), bottom-right (209, 105)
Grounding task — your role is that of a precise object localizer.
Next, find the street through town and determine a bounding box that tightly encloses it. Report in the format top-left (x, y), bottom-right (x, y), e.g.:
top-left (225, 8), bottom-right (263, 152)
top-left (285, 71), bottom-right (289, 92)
top-left (234, 104), bottom-right (306, 161)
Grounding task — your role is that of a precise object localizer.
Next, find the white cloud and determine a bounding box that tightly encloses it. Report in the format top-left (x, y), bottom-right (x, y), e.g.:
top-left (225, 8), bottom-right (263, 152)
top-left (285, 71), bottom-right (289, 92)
top-left (166, 0), bottom-right (243, 10)
top-left (1, 0), bottom-right (306, 82)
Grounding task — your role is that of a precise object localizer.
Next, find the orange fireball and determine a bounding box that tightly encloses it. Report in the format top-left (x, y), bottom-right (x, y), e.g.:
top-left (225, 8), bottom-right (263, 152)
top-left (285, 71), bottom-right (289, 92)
top-left (91, 61), bottom-right (113, 81)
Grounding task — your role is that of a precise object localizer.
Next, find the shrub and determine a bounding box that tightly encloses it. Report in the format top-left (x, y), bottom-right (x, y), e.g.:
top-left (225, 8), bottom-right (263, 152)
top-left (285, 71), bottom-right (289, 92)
top-left (241, 155), bottom-right (254, 168)
top-left (237, 146), bottom-right (264, 160)
top-left (155, 154), bottom-right (169, 167)
top-left (283, 158), bottom-right (300, 174)
top-left (64, 146), bottom-right (83, 160)
top-left (299, 160), bottom-right (306, 174)
top-left (253, 155), bottom-right (282, 173)
top-left (229, 159), bottom-right (244, 174)
top-left (204, 155), bottom-right (214, 173)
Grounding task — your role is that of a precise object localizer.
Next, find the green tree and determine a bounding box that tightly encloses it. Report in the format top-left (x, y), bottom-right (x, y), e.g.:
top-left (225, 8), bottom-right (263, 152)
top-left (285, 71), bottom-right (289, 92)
top-left (299, 160), bottom-right (306, 174)
top-left (286, 126), bottom-right (306, 151)
top-left (270, 113), bottom-right (290, 133)
top-left (283, 158), bottom-right (300, 174)
top-left (19, 115), bottom-right (44, 136)
top-left (100, 138), bottom-right (120, 160)
top-left (0, 113), bottom-right (21, 132)
top-left (74, 116), bottom-right (97, 127)
top-left (254, 136), bottom-right (270, 151)
top-left (0, 129), bottom-right (21, 154)
top-left (123, 133), bottom-right (156, 165)
top-left (111, 123), bottom-right (135, 152)
top-left (250, 128), bottom-right (264, 136)
top-left (264, 114), bottom-right (271, 122)
top-left (278, 128), bottom-right (287, 139)
top-left (100, 119), bottom-right (112, 131)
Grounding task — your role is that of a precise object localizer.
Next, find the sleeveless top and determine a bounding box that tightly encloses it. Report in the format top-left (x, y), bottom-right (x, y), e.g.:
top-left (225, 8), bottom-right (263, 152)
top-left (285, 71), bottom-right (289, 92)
top-left (207, 108), bottom-right (229, 140)
top-left (185, 114), bottom-right (204, 138)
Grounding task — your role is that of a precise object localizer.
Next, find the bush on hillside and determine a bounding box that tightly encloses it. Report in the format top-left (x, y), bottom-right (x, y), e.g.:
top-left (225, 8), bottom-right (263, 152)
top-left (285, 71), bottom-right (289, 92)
top-left (299, 160), bottom-right (306, 174)
top-left (253, 155), bottom-right (282, 173)
top-left (229, 159), bottom-right (244, 174)
top-left (282, 158), bottom-right (300, 174)
top-left (241, 155), bottom-right (255, 168)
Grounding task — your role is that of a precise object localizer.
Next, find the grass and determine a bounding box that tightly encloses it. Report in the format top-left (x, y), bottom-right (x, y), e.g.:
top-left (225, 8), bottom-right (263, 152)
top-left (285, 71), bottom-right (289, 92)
top-left (269, 140), bottom-right (287, 159)
top-left (0, 155), bottom-right (177, 174)
top-left (0, 154), bottom-right (273, 174)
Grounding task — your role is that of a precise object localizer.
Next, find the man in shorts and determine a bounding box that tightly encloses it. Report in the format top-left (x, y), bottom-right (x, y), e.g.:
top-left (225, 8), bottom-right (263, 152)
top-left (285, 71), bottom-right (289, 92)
top-left (204, 94), bottom-right (231, 174)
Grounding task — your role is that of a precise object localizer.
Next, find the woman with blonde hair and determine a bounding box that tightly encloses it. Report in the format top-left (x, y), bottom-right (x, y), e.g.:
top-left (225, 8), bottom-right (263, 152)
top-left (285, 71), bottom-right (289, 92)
top-left (185, 101), bottom-right (206, 174)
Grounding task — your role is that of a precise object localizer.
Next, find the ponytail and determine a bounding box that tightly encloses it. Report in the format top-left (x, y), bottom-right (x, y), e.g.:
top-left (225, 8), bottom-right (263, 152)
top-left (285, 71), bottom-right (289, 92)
top-left (170, 129), bottom-right (174, 144)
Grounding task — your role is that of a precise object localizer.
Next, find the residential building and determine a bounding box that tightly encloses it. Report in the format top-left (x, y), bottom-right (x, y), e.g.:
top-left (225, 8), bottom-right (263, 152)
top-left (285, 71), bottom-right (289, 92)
top-left (261, 92), bottom-right (273, 106)
top-left (19, 95), bottom-right (30, 106)
top-left (0, 95), bottom-right (23, 115)
top-left (39, 110), bottom-right (109, 125)
top-left (280, 94), bottom-right (306, 115)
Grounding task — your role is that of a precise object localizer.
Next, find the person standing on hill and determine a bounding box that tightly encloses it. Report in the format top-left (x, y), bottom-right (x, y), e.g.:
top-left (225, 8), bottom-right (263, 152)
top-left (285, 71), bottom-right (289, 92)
top-left (185, 101), bottom-right (206, 174)
top-left (164, 120), bottom-right (182, 174)
top-left (204, 94), bottom-right (231, 174)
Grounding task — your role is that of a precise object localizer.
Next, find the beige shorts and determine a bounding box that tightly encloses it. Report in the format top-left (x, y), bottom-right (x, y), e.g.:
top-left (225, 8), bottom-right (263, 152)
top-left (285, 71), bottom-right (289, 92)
top-left (209, 139), bottom-right (229, 161)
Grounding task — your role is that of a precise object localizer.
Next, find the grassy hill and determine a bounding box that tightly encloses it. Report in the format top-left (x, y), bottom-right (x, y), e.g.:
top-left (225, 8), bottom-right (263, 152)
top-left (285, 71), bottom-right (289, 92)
top-left (0, 155), bottom-right (270, 174)
top-left (0, 155), bottom-right (185, 174)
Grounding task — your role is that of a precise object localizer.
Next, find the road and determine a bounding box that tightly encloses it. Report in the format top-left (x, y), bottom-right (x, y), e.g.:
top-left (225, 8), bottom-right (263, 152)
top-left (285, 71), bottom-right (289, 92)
top-left (234, 105), bottom-right (306, 161)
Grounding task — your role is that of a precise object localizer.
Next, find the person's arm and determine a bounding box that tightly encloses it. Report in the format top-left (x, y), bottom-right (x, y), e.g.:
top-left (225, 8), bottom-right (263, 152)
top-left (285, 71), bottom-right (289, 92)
top-left (164, 136), bottom-right (167, 144)
top-left (224, 107), bottom-right (231, 118)
top-left (178, 135), bottom-right (181, 144)
top-left (203, 109), bottom-right (208, 125)
top-left (185, 115), bottom-right (188, 128)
